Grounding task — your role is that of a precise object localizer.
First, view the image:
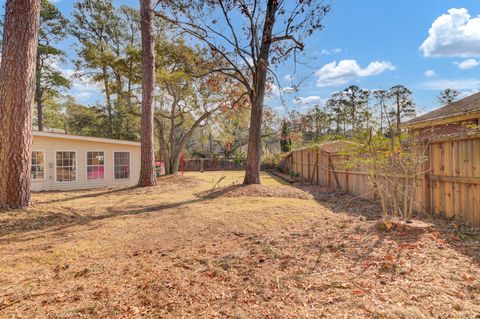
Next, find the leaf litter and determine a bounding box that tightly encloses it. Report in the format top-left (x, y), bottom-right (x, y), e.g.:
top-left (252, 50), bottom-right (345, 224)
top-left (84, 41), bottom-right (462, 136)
top-left (0, 171), bottom-right (478, 318)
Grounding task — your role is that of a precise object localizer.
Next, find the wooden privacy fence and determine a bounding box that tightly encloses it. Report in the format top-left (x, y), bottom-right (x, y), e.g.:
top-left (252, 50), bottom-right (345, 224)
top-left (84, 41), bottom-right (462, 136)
top-left (184, 158), bottom-right (246, 171)
top-left (283, 136), bottom-right (480, 226)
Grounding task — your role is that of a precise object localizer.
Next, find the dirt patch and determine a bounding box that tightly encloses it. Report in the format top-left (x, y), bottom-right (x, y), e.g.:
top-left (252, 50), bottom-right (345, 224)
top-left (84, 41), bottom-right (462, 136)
top-left (197, 184), bottom-right (314, 200)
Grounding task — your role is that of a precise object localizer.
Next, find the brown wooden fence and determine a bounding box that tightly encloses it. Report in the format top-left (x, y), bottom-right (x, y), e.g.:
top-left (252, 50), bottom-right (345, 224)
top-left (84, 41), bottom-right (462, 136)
top-left (283, 136), bottom-right (480, 225)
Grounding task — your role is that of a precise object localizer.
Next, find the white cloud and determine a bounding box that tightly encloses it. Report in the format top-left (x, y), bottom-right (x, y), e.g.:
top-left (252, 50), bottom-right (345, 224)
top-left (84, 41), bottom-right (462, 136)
top-left (49, 61), bottom-right (103, 103)
top-left (425, 69), bottom-right (436, 77)
top-left (283, 74), bottom-right (293, 82)
top-left (420, 8), bottom-right (480, 57)
top-left (266, 84), bottom-right (296, 99)
top-left (420, 78), bottom-right (480, 91)
top-left (293, 95), bottom-right (324, 105)
top-left (72, 91), bottom-right (93, 99)
top-left (321, 48), bottom-right (343, 55)
top-left (456, 58), bottom-right (480, 70)
top-left (315, 59), bottom-right (395, 87)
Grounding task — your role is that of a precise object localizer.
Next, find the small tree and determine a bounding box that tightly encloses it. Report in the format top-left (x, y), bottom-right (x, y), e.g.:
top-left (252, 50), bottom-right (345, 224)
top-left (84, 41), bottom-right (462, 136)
top-left (280, 120), bottom-right (291, 152)
top-left (437, 88), bottom-right (460, 106)
top-left (347, 131), bottom-right (428, 219)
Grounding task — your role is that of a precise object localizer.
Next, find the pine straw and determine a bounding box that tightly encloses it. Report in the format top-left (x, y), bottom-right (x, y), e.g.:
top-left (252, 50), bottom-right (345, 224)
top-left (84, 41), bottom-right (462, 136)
top-left (0, 171), bottom-right (479, 318)
top-left (197, 184), bottom-right (314, 200)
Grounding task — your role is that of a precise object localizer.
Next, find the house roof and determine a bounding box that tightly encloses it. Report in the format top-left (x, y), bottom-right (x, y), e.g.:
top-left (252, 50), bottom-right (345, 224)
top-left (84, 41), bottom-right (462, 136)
top-left (33, 131), bottom-right (141, 146)
top-left (403, 92), bottom-right (480, 127)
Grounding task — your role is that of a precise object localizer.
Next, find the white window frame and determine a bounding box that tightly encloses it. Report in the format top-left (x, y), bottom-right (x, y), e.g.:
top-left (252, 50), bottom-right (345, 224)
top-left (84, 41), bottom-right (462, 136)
top-left (31, 150), bottom-right (45, 181)
top-left (55, 150), bottom-right (77, 183)
top-left (85, 150), bottom-right (106, 181)
top-left (113, 151), bottom-right (131, 180)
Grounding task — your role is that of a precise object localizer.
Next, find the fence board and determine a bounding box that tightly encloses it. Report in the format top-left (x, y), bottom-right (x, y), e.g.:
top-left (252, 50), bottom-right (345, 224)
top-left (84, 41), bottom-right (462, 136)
top-left (284, 136), bottom-right (480, 225)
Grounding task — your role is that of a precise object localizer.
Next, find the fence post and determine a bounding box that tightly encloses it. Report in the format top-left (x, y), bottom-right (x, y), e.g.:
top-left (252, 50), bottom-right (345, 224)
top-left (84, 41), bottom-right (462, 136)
top-left (424, 142), bottom-right (432, 214)
top-left (316, 148), bottom-right (320, 184)
top-left (307, 149), bottom-right (311, 180)
top-left (345, 155), bottom-right (349, 193)
top-left (327, 152), bottom-right (331, 187)
top-left (301, 150), bottom-right (304, 178)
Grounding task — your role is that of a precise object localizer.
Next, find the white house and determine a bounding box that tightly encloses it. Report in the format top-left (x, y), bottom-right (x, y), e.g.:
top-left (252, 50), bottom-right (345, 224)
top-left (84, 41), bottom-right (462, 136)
top-left (31, 131), bottom-right (141, 191)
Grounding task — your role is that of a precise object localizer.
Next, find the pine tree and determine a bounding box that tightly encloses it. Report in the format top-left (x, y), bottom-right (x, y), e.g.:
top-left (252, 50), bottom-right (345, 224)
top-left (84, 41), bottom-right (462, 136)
top-left (388, 85), bottom-right (416, 135)
top-left (437, 88), bottom-right (460, 106)
top-left (138, 0), bottom-right (157, 186)
top-left (35, 0), bottom-right (70, 131)
top-left (0, 0), bottom-right (41, 209)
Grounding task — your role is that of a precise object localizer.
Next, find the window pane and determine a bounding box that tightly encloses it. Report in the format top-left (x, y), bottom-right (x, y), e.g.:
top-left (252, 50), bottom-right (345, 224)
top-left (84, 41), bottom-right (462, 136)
top-left (56, 151), bottom-right (76, 182)
top-left (87, 151), bottom-right (105, 180)
top-left (31, 151), bottom-right (44, 180)
top-left (114, 152), bottom-right (130, 179)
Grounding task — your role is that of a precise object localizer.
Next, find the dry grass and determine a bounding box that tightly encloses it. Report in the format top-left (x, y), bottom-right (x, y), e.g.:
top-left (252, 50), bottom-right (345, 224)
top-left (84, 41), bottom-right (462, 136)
top-left (0, 171), bottom-right (479, 318)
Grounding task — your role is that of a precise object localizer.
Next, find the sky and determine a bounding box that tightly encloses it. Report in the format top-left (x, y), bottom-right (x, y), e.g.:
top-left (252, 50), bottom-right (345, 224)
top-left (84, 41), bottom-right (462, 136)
top-left (5, 0), bottom-right (480, 116)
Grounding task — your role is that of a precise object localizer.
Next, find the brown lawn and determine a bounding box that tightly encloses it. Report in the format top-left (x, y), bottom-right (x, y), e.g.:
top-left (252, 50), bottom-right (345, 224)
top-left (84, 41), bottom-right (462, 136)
top-left (0, 171), bottom-right (479, 318)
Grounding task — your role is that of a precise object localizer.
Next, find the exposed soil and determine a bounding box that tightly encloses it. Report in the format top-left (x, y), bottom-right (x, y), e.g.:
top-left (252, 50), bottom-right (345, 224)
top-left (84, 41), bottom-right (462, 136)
top-left (0, 171), bottom-right (479, 318)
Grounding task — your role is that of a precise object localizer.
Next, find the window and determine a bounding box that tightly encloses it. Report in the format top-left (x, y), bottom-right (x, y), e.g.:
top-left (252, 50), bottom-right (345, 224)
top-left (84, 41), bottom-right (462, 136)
top-left (56, 151), bottom-right (76, 182)
top-left (31, 151), bottom-right (44, 179)
top-left (114, 152), bottom-right (130, 179)
top-left (87, 151), bottom-right (105, 180)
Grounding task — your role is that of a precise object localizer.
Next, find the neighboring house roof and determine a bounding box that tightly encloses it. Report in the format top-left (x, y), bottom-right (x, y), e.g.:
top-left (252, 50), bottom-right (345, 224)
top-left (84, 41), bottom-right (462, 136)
top-left (33, 131), bottom-right (141, 146)
top-left (403, 92), bottom-right (480, 128)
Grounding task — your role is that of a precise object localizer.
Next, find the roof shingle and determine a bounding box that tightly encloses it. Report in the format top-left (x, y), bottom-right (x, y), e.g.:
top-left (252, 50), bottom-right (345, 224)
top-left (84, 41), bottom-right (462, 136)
top-left (404, 92), bottom-right (480, 126)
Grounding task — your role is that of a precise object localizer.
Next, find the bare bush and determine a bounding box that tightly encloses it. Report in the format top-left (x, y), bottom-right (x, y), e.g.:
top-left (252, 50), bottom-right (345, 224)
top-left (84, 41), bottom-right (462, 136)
top-left (347, 131), bottom-right (428, 219)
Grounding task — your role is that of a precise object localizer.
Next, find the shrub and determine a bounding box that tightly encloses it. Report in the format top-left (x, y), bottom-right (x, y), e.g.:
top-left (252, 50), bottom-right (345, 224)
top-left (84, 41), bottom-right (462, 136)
top-left (289, 170), bottom-right (300, 178)
top-left (260, 154), bottom-right (280, 170)
top-left (346, 130), bottom-right (427, 219)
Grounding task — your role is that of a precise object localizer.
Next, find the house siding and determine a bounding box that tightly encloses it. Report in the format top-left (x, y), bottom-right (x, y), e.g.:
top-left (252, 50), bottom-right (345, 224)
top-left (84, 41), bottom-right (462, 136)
top-left (31, 135), bottom-right (141, 191)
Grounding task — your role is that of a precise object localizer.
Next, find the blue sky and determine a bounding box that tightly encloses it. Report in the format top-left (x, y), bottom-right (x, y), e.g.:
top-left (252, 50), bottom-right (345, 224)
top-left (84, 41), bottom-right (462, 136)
top-left (8, 0), bottom-right (480, 116)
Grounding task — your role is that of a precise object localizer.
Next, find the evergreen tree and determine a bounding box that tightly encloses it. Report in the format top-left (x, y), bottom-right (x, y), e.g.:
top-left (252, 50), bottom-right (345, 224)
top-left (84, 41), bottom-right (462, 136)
top-left (388, 85), bottom-right (416, 135)
top-left (437, 88), bottom-right (460, 105)
top-left (35, 0), bottom-right (71, 131)
top-left (0, 0), bottom-right (41, 209)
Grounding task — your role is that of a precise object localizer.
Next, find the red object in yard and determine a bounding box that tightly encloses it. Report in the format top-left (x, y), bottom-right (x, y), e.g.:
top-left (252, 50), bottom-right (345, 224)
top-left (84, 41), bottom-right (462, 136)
top-left (181, 152), bottom-right (184, 176)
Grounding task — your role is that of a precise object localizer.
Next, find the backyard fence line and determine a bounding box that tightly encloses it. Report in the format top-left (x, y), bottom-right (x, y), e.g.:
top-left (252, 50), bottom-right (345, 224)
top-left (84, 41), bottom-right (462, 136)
top-left (183, 158), bottom-right (246, 171)
top-left (282, 135), bottom-right (480, 226)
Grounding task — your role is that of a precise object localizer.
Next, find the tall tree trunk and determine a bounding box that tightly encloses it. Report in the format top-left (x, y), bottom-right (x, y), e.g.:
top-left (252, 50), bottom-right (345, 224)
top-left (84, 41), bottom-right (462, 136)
top-left (138, 0), bottom-right (157, 187)
top-left (35, 54), bottom-right (43, 131)
top-left (170, 147), bottom-right (183, 175)
top-left (155, 117), bottom-right (170, 175)
top-left (0, 0), bottom-right (41, 209)
top-left (396, 103), bottom-right (401, 136)
top-left (243, 0), bottom-right (278, 185)
top-left (101, 65), bottom-right (114, 138)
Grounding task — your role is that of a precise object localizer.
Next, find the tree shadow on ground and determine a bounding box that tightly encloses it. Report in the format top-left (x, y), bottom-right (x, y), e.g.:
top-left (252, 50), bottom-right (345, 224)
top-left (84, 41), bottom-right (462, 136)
top-left (34, 187), bottom-right (138, 205)
top-left (0, 197), bottom-right (209, 244)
